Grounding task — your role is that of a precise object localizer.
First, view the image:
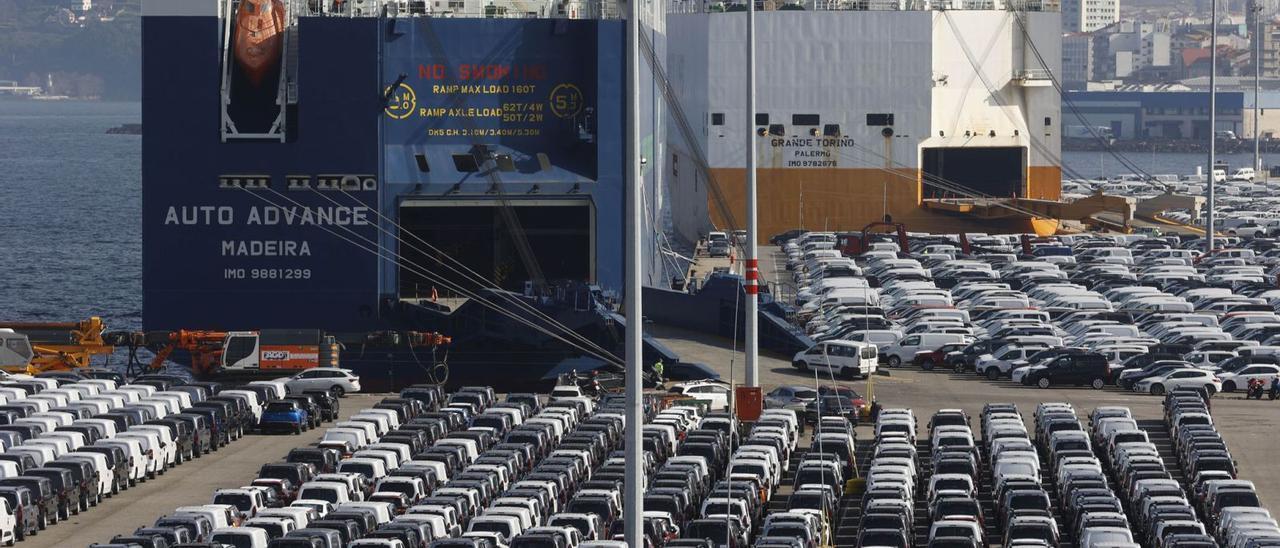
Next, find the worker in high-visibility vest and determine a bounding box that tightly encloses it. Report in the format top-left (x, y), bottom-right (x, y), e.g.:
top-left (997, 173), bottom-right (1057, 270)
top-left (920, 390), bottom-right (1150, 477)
top-left (653, 359), bottom-right (665, 385)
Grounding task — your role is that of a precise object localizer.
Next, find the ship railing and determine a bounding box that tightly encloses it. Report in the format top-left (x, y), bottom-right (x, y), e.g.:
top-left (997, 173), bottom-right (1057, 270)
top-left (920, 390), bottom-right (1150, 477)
top-left (668, 0), bottom-right (1054, 12)
top-left (1013, 68), bottom-right (1053, 81)
top-left (289, 0), bottom-right (621, 18)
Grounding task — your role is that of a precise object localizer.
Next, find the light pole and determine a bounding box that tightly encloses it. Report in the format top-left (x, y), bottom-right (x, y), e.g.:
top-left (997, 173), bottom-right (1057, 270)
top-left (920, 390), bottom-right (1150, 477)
top-left (1207, 0), bottom-right (1219, 253)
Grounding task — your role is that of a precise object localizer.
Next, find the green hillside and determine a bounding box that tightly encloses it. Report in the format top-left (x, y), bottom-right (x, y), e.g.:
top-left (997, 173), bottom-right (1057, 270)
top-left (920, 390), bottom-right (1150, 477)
top-left (0, 0), bottom-right (141, 99)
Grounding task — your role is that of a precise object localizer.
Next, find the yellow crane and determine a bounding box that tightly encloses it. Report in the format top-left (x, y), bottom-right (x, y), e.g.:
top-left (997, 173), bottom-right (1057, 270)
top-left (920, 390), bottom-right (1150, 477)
top-left (0, 317), bottom-right (117, 374)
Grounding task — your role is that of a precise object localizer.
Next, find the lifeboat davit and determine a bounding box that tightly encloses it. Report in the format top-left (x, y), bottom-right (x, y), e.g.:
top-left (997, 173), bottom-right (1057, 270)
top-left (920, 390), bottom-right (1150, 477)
top-left (234, 0), bottom-right (287, 87)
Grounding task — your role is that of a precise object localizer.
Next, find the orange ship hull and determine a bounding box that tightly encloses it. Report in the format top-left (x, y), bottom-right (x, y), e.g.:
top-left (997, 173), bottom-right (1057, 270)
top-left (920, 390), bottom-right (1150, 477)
top-left (234, 0), bottom-right (286, 87)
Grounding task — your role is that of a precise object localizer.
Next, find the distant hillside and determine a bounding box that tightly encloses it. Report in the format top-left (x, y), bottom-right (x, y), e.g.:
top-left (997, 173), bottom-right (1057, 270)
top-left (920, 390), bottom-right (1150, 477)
top-left (0, 0), bottom-right (140, 99)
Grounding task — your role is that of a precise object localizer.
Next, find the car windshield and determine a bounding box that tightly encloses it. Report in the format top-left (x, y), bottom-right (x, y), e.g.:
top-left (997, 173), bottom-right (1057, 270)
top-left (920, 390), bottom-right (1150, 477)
top-left (511, 538), bottom-right (560, 548)
top-left (472, 520), bottom-right (513, 536)
top-left (338, 463), bottom-right (375, 478)
top-left (860, 531), bottom-right (905, 546)
top-left (687, 521), bottom-right (731, 540)
top-left (213, 493), bottom-right (253, 511)
top-left (788, 493), bottom-right (824, 510)
top-left (299, 488), bottom-right (337, 502)
top-left (381, 482), bottom-right (414, 497)
top-left (934, 525), bottom-right (974, 538)
top-left (550, 516), bottom-right (591, 535)
top-left (253, 522), bottom-right (285, 537)
top-left (765, 524), bottom-right (808, 538)
top-left (1010, 494), bottom-right (1049, 511)
top-left (210, 533), bottom-right (256, 548)
top-left (819, 397), bottom-right (851, 409)
top-left (934, 499), bottom-right (979, 517)
top-left (861, 514), bottom-right (902, 529)
top-left (266, 403), bottom-right (295, 413)
top-left (702, 502), bottom-right (737, 515)
top-left (1219, 491), bottom-right (1261, 508)
top-left (793, 389), bottom-right (818, 399)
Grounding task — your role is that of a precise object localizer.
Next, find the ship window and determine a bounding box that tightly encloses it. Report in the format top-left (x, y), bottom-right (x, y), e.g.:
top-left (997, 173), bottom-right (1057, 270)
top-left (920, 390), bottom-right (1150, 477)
top-left (755, 113), bottom-right (769, 126)
top-left (823, 124), bottom-right (841, 137)
top-left (415, 154), bottom-right (431, 173)
top-left (768, 124), bottom-right (784, 136)
top-left (711, 113), bottom-right (725, 126)
top-left (866, 113), bottom-right (894, 126)
top-left (452, 153), bottom-right (480, 173)
top-left (1044, 117), bottom-right (1052, 126)
top-left (792, 114), bottom-right (820, 126)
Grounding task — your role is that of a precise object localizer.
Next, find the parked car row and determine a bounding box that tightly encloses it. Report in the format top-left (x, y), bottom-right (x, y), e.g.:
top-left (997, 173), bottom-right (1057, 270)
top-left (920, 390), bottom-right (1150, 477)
top-left (780, 229), bottom-right (1280, 399)
top-left (101, 375), bottom-right (852, 548)
top-left (0, 369), bottom-right (301, 546)
top-left (845, 397), bottom-right (1276, 548)
top-left (1162, 389), bottom-right (1278, 548)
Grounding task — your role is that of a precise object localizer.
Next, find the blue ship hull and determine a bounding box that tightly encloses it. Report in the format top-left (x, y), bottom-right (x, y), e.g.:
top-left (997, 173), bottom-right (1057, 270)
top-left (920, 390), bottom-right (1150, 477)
top-left (142, 8), bottom-right (674, 390)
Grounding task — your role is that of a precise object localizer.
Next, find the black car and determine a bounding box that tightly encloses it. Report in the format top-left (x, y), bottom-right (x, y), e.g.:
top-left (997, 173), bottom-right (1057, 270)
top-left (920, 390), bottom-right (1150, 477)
top-left (286, 447), bottom-right (339, 474)
top-left (301, 390), bottom-right (339, 422)
top-left (182, 407), bottom-right (229, 449)
top-left (110, 534), bottom-right (171, 548)
top-left (57, 424), bottom-right (103, 445)
top-left (259, 462), bottom-right (315, 487)
top-left (0, 453), bottom-right (36, 474)
top-left (206, 397), bottom-right (250, 437)
top-left (0, 485), bottom-right (40, 540)
top-left (0, 476), bottom-right (56, 528)
top-left (147, 418), bottom-right (195, 463)
top-left (79, 443), bottom-right (129, 493)
top-left (45, 458), bottom-right (98, 510)
top-left (27, 467), bottom-right (78, 519)
top-left (803, 395), bottom-right (859, 424)
top-left (278, 532), bottom-right (335, 548)
top-left (282, 396), bottom-right (324, 429)
top-left (1023, 352), bottom-right (1109, 389)
top-left (169, 413), bottom-right (213, 457)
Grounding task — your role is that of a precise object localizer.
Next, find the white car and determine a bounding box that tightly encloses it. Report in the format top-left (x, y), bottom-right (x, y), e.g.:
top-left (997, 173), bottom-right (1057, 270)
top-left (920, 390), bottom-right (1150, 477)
top-left (1133, 368), bottom-right (1222, 395)
top-left (974, 345), bottom-right (1049, 380)
top-left (667, 381), bottom-right (732, 411)
top-left (285, 368), bottom-right (362, 397)
top-left (1218, 364), bottom-right (1280, 393)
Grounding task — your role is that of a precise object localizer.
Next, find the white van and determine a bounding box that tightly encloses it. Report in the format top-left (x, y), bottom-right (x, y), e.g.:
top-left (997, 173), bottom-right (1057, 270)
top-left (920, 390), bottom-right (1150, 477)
top-left (247, 380), bottom-right (289, 401)
top-left (98, 438), bottom-right (147, 484)
top-left (297, 482), bottom-right (353, 505)
top-left (175, 504), bottom-right (237, 529)
top-left (63, 452), bottom-right (114, 498)
top-left (210, 526), bottom-right (269, 548)
top-left (880, 334), bottom-right (970, 367)
top-left (322, 429), bottom-right (369, 452)
top-left (219, 390), bottom-right (264, 423)
top-left (0, 498), bottom-right (15, 545)
top-left (791, 340), bottom-right (878, 379)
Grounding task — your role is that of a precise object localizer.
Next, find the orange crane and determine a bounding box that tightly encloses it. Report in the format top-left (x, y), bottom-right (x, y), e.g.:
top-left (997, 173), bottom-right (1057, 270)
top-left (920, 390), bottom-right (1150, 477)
top-left (145, 330), bottom-right (230, 376)
top-left (142, 328), bottom-right (452, 378)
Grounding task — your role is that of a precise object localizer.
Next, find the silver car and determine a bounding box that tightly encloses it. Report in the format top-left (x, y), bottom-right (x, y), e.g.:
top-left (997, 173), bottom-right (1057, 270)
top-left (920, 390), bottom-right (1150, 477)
top-left (764, 386), bottom-right (819, 411)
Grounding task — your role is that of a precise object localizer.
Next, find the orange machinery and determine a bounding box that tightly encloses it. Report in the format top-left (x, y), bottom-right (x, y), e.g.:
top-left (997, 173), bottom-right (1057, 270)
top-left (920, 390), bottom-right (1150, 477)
top-left (144, 329), bottom-right (452, 377)
top-left (0, 318), bottom-right (117, 373)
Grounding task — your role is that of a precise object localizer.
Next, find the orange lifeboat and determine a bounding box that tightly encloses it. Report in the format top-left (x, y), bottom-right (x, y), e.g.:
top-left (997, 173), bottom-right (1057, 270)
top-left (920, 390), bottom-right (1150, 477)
top-left (234, 0), bottom-right (287, 87)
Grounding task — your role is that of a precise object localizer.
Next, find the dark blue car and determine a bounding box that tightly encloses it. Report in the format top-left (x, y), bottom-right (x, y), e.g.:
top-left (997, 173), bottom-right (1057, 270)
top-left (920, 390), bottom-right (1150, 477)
top-left (260, 400), bottom-right (309, 434)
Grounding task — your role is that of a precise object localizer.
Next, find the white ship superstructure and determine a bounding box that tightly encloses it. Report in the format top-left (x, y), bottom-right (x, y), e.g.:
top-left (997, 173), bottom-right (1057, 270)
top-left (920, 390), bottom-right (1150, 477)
top-left (663, 0), bottom-right (1067, 241)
